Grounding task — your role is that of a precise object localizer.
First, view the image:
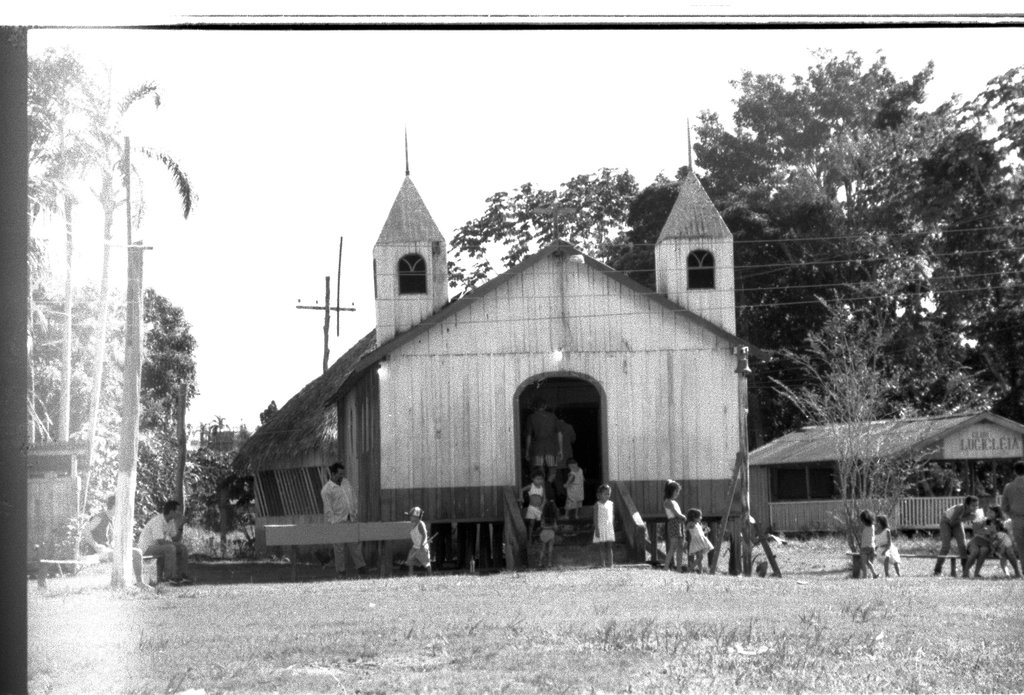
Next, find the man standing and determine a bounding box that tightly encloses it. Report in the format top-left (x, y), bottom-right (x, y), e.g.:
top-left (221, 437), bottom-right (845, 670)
top-left (321, 462), bottom-right (366, 578)
top-left (933, 495), bottom-right (979, 576)
top-left (137, 500), bottom-right (192, 585)
top-left (1002, 460), bottom-right (1024, 557)
top-left (81, 494), bottom-right (115, 562)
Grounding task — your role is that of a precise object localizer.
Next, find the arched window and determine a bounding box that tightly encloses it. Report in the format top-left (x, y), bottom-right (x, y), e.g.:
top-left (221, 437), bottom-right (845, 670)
top-left (687, 250), bottom-right (715, 290)
top-left (397, 254), bottom-right (428, 294)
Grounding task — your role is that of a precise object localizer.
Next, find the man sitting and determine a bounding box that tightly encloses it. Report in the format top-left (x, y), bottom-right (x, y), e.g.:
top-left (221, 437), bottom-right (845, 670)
top-left (137, 500), bottom-right (192, 585)
top-left (81, 494), bottom-right (116, 562)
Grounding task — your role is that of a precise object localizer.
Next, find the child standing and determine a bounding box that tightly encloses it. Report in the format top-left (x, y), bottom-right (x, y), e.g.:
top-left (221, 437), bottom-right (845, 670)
top-left (564, 459), bottom-right (585, 520)
top-left (538, 500), bottom-right (559, 568)
top-left (858, 509), bottom-right (878, 579)
top-left (522, 469), bottom-right (546, 541)
top-left (874, 514), bottom-right (901, 578)
top-left (685, 508), bottom-right (713, 573)
top-left (593, 484), bottom-right (615, 568)
top-left (405, 506), bottom-right (432, 576)
top-left (663, 481), bottom-right (685, 572)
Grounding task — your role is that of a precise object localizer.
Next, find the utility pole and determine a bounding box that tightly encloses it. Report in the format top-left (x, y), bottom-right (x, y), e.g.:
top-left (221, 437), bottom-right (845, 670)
top-left (296, 238), bottom-right (355, 373)
top-left (736, 346), bottom-right (753, 576)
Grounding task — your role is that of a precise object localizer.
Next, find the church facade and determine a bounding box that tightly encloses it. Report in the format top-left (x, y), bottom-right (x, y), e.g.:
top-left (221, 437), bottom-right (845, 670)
top-left (322, 169), bottom-right (759, 524)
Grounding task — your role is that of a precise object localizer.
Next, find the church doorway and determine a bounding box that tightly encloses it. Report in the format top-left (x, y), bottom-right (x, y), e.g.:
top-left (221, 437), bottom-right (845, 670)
top-left (516, 374), bottom-right (605, 509)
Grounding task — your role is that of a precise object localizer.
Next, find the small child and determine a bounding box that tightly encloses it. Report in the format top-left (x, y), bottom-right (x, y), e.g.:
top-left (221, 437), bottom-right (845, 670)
top-left (593, 484), bottom-right (615, 568)
top-left (564, 459), bottom-right (585, 520)
top-left (989, 518), bottom-right (1022, 578)
top-left (685, 508), bottom-right (713, 573)
top-left (522, 469), bottom-right (546, 541)
top-left (858, 509), bottom-right (878, 579)
top-left (663, 480), bottom-right (685, 572)
top-left (405, 506), bottom-right (432, 576)
top-left (538, 500), bottom-right (559, 568)
top-left (874, 514), bottom-right (901, 578)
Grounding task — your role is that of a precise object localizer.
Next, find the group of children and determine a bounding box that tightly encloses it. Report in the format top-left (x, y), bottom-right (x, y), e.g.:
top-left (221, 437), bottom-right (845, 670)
top-left (856, 510), bottom-right (902, 578)
top-left (520, 472), bottom-right (716, 571)
top-left (856, 504), bottom-right (1022, 579)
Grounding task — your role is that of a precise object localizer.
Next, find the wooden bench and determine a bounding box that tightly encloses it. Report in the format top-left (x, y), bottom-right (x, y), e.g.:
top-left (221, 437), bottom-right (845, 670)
top-left (263, 521), bottom-right (411, 580)
top-left (846, 551), bottom-right (964, 577)
top-left (34, 548), bottom-right (157, 587)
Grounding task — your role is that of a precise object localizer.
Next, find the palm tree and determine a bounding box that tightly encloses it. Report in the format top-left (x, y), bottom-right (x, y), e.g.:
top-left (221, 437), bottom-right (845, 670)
top-left (27, 50), bottom-right (96, 446)
top-left (81, 74), bottom-right (195, 507)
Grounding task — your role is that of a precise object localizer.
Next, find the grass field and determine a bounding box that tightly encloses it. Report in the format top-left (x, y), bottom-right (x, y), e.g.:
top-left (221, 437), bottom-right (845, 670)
top-left (28, 535), bottom-right (1024, 694)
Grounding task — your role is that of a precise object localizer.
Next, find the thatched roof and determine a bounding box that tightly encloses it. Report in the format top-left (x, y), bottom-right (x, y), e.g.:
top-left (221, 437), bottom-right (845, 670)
top-left (234, 331), bottom-right (376, 473)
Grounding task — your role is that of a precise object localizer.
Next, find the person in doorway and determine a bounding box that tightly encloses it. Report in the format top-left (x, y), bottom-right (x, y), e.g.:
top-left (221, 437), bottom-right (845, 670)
top-left (321, 462), bottom-right (367, 578)
top-left (522, 469), bottom-right (546, 541)
top-left (1002, 460), bottom-right (1024, 558)
top-left (663, 481), bottom-right (685, 572)
top-left (593, 484), bottom-right (615, 568)
top-left (524, 398), bottom-right (562, 495)
top-left (137, 500), bottom-right (192, 585)
top-left (553, 416), bottom-right (576, 508)
top-left (81, 494), bottom-right (116, 562)
top-left (405, 506), bottom-right (432, 576)
top-left (933, 495), bottom-right (979, 576)
top-left (564, 459), bottom-right (585, 520)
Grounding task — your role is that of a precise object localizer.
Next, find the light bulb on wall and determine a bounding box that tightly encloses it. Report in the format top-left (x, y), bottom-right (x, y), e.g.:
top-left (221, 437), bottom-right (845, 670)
top-left (552, 349), bottom-right (563, 362)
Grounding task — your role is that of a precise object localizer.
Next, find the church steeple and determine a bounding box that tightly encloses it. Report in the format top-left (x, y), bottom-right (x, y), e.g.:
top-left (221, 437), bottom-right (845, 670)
top-left (372, 171), bottom-right (448, 345)
top-left (654, 169), bottom-right (736, 333)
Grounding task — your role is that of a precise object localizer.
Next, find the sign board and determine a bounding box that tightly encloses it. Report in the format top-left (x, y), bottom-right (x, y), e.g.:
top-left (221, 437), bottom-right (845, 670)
top-left (941, 423), bottom-right (1024, 460)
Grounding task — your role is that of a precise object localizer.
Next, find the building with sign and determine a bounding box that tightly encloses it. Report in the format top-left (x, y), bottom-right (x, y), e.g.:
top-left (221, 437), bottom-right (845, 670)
top-left (749, 411), bottom-right (1024, 532)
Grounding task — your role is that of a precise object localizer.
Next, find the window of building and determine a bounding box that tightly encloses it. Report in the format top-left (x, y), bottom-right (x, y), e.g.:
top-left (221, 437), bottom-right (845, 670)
top-left (687, 250), bottom-right (715, 289)
top-left (397, 254), bottom-right (427, 294)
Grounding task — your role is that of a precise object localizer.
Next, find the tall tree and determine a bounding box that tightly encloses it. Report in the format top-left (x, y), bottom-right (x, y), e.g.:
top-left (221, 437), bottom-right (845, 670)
top-left (28, 50), bottom-right (97, 446)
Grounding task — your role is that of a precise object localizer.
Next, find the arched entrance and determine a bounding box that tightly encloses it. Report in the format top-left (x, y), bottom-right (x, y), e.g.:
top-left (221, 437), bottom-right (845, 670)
top-left (516, 374), bottom-right (605, 509)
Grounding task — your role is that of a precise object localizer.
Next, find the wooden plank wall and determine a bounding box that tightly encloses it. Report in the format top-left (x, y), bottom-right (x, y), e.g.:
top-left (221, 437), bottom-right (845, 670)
top-left (375, 254), bottom-right (739, 495)
top-left (378, 485), bottom-right (504, 522)
top-left (625, 479), bottom-right (735, 519)
top-left (28, 475), bottom-right (77, 559)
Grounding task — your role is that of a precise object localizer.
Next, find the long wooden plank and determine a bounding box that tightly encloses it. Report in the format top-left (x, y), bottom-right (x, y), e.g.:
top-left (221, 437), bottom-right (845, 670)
top-left (264, 521), bottom-right (409, 546)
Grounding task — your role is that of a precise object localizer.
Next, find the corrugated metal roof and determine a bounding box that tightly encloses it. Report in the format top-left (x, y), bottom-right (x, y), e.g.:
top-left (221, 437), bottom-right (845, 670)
top-left (749, 412), bottom-right (1024, 466)
top-left (375, 176), bottom-right (445, 245)
top-left (657, 169), bottom-right (732, 242)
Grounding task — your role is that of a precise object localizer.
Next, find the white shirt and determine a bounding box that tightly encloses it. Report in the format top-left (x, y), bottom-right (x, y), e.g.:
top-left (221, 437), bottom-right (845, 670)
top-left (137, 513), bottom-right (174, 551)
top-left (321, 478), bottom-right (357, 523)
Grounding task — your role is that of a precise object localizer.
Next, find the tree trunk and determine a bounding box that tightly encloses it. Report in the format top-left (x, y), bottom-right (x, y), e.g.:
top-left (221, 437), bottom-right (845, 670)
top-left (174, 384), bottom-right (186, 509)
top-left (58, 197), bottom-right (74, 443)
top-left (83, 174), bottom-right (114, 513)
top-left (112, 245), bottom-right (144, 589)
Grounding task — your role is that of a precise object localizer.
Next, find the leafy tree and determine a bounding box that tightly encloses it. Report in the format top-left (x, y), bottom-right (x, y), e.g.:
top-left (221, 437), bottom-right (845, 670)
top-left (448, 168), bottom-right (637, 291)
top-left (771, 302), bottom-right (927, 557)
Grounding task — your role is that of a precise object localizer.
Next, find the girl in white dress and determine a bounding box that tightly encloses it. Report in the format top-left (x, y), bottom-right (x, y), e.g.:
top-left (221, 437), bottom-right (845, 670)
top-left (685, 508), bottom-right (714, 573)
top-left (874, 514), bottom-right (901, 578)
top-left (593, 484), bottom-right (615, 568)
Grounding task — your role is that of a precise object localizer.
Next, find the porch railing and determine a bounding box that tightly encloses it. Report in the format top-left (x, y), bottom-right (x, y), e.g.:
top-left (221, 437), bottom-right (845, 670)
top-left (768, 494), bottom-right (1003, 533)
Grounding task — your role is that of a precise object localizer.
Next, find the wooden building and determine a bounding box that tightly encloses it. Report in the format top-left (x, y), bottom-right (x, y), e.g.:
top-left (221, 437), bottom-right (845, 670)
top-left (749, 411), bottom-right (1024, 532)
top-left (243, 169), bottom-right (761, 561)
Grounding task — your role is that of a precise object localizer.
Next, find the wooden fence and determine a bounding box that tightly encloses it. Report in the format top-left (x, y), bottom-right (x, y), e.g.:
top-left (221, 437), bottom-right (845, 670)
top-left (768, 494), bottom-right (1004, 533)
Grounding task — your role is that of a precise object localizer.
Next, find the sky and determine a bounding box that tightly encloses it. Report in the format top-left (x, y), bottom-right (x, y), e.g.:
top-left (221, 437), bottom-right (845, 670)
top-left (26, 25), bottom-right (1024, 432)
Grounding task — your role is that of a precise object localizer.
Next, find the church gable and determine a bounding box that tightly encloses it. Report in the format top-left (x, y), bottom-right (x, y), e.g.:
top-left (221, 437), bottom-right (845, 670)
top-left (389, 244), bottom-right (744, 360)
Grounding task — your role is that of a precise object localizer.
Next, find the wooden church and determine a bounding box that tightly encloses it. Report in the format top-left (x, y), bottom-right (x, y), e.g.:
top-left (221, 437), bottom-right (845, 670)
top-left (242, 165), bottom-right (760, 567)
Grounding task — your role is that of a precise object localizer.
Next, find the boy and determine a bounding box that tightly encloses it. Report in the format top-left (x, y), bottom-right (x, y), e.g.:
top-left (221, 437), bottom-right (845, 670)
top-left (564, 459), bottom-right (585, 520)
top-left (405, 506), bottom-right (432, 575)
top-left (522, 469), bottom-right (546, 540)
